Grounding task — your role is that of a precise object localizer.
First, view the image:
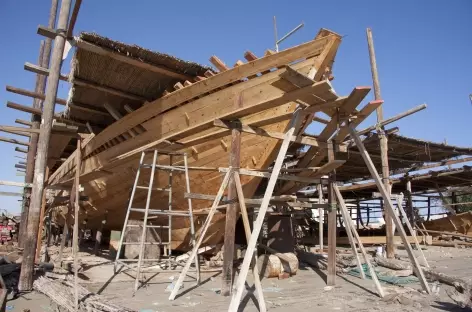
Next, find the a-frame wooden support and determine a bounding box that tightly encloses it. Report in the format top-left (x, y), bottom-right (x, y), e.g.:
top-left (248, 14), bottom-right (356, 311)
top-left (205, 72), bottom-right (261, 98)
top-left (348, 124), bottom-right (431, 294)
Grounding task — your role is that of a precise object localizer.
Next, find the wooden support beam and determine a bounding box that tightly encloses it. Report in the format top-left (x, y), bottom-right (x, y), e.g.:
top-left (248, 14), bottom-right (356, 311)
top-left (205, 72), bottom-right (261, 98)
top-left (221, 126), bottom-right (241, 296)
top-left (0, 137), bottom-right (30, 147)
top-left (24, 62), bottom-right (68, 81)
top-left (103, 103), bottom-right (138, 137)
top-left (6, 86), bottom-right (66, 105)
top-left (327, 141), bottom-right (336, 286)
top-left (348, 125), bottom-right (431, 294)
top-left (0, 192), bottom-right (23, 197)
top-left (19, 0), bottom-right (72, 292)
top-left (210, 56), bottom-right (230, 72)
top-left (0, 126), bottom-right (31, 138)
top-left (7, 101), bottom-right (42, 115)
top-left (15, 164), bottom-right (27, 170)
top-left (213, 119), bottom-right (333, 149)
top-left (228, 111), bottom-right (300, 312)
top-left (15, 119), bottom-right (32, 127)
top-left (366, 28), bottom-right (394, 258)
top-left (0, 180), bottom-right (32, 188)
top-left (313, 115), bottom-right (330, 124)
top-left (73, 78), bottom-right (147, 101)
top-left (15, 147), bottom-right (28, 153)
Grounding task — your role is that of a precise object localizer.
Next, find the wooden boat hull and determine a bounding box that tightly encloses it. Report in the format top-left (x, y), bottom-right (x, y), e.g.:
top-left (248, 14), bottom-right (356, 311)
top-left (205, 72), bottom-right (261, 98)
top-left (49, 31), bottom-right (342, 251)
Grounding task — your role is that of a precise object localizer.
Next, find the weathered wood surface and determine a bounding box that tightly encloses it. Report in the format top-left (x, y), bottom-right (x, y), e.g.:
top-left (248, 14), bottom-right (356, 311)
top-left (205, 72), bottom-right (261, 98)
top-left (47, 31), bottom-right (346, 250)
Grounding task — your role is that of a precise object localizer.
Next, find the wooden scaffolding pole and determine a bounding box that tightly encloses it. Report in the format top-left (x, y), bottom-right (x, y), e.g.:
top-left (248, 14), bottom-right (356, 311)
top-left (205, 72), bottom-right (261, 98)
top-left (73, 138), bottom-right (81, 312)
top-left (366, 28), bottom-right (394, 258)
top-left (228, 110), bottom-right (300, 312)
top-left (221, 125), bottom-right (241, 296)
top-left (327, 141), bottom-right (337, 285)
top-left (19, 0), bottom-right (73, 291)
top-left (348, 125), bottom-right (431, 294)
top-left (19, 0), bottom-right (58, 249)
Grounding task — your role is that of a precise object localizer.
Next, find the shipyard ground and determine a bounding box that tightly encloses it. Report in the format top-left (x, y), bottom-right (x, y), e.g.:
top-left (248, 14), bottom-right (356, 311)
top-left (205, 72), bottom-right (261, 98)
top-left (9, 246), bottom-right (471, 312)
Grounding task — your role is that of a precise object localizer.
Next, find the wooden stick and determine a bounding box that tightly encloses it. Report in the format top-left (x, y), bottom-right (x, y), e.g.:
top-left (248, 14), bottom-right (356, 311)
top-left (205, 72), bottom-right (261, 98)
top-left (221, 127), bottom-right (241, 296)
top-left (0, 137), bottom-right (30, 147)
top-left (317, 184), bottom-right (324, 251)
top-left (348, 125), bottom-right (431, 294)
top-left (73, 138), bottom-right (81, 312)
top-left (19, 0), bottom-right (72, 292)
top-left (169, 170), bottom-right (232, 300)
top-left (395, 194), bottom-right (429, 267)
top-left (334, 185), bottom-right (384, 296)
top-left (233, 172), bottom-right (266, 312)
top-left (335, 187), bottom-right (365, 279)
top-left (366, 28), bottom-right (394, 259)
top-left (327, 141), bottom-right (337, 286)
top-left (228, 110), bottom-right (300, 312)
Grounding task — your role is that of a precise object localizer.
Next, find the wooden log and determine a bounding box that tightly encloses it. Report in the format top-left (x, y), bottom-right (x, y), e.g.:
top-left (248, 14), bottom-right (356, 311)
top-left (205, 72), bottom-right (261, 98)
top-left (6, 102), bottom-right (42, 115)
top-left (18, 0), bottom-right (72, 292)
top-left (374, 256), bottom-right (412, 270)
top-left (221, 127), bottom-right (241, 296)
top-left (15, 119), bottom-right (33, 127)
top-left (366, 28), bottom-right (394, 259)
top-left (15, 147), bottom-right (28, 153)
top-left (327, 141), bottom-right (336, 286)
top-left (6, 86), bottom-right (66, 105)
top-left (0, 137), bottom-right (30, 147)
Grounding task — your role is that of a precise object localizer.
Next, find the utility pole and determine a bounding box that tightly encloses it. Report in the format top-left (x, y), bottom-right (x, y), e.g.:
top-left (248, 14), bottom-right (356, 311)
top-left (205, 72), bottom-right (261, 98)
top-left (366, 28), bottom-right (394, 258)
top-left (19, 0), bottom-right (58, 248)
top-left (19, 0), bottom-right (73, 291)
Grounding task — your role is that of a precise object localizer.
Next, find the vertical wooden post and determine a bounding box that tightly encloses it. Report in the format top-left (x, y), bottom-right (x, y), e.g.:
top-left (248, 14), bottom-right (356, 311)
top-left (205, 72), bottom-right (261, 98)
top-left (427, 197), bottom-right (431, 221)
top-left (452, 192), bottom-right (457, 213)
top-left (366, 27), bottom-right (394, 258)
top-left (19, 0), bottom-right (73, 291)
top-left (327, 141), bottom-right (337, 286)
top-left (73, 139), bottom-right (81, 312)
top-left (356, 199), bottom-right (360, 230)
top-left (317, 184), bottom-right (324, 252)
top-left (19, 0), bottom-right (58, 249)
top-left (221, 124), bottom-right (241, 296)
top-left (406, 178), bottom-right (414, 223)
top-left (35, 167), bottom-right (49, 262)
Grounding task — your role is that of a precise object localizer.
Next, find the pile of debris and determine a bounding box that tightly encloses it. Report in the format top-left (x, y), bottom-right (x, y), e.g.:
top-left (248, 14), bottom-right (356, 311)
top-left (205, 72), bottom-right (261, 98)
top-left (34, 276), bottom-right (135, 312)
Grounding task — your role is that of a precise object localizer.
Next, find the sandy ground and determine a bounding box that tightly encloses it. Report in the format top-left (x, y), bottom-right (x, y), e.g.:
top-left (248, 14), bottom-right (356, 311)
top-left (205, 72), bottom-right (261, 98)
top-left (7, 245), bottom-right (472, 312)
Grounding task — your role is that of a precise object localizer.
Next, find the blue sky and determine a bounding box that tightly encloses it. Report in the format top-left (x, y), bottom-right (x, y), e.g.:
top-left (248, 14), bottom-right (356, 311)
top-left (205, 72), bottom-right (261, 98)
top-left (0, 0), bottom-right (471, 213)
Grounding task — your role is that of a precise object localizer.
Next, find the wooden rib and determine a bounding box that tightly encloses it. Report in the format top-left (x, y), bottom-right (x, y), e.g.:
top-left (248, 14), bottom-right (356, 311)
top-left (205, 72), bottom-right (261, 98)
top-left (174, 82), bottom-right (185, 90)
top-left (204, 70), bottom-right (215, 78)
top-left (194, 76), bottom-right (206, 82)
top-left (265, 49), bottom-right (276, 56)
top-left (73, 38), bottom-right (193, 80)
top-left (122, 105), bottom-right (145, 134)
top-left (209, 56), bottom-right (229, 72)
top-left (6, 85), bottom-right (67, 105)
top-left (244, 51), bottom-right (258, 62)
top-left (234, 60), bottom-right (244, 67)
top-left (83, 35), bottom-right (334, 155)
top-left (103, 103), bottom-right (138, 137)
top-left (183, 81), bottom-right (192, 87)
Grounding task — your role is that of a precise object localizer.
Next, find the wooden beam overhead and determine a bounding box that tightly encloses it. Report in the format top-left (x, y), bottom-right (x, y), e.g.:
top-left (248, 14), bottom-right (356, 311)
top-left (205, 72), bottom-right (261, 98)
top-left (68, 102), bottom-right (110, 117)
top-left (7, 101), bottom-right (42, 115)
top-left (15, 119), bottom-right (32, 127)
top-left (24, 62), bottom-right (69, 81)
top-left (15, 147), bottom-right (28, 153)
top-left (0, 136), bottom-right (30, 147)
top-left (73, 78), bottom-right (147, 102)
top-left (0, 126), bottom-right (31, 138)
top-left (6, 85), bottom-right (67, 105)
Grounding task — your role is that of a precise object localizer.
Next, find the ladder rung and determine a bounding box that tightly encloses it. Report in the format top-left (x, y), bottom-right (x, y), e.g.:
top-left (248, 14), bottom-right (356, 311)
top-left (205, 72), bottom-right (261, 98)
top-left (135, 186), bottom-right (170, 192)
top-left (122, 242), bottom-right (170, 245)
top-left (130, 208), bottom-right (190, 216)
top-left (118, 258), bottom-right (168, 262)
top-left (126, 224), bottom-right (170, 228)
